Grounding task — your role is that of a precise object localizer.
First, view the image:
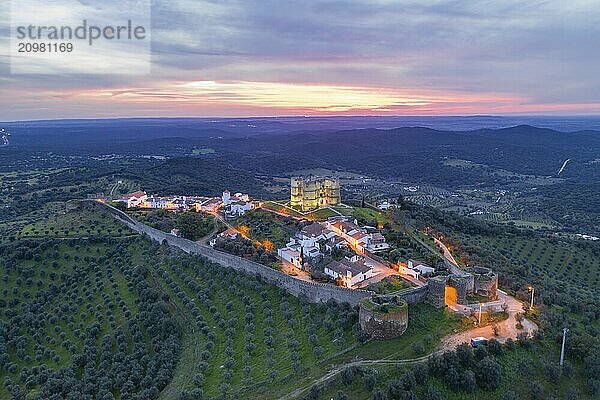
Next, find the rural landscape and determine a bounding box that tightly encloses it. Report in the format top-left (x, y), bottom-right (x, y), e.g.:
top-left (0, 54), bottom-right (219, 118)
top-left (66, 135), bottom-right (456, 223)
top-left (2, 1), bottom-right (599, 399)
top-left (0, 117), bottom-right (599, 400)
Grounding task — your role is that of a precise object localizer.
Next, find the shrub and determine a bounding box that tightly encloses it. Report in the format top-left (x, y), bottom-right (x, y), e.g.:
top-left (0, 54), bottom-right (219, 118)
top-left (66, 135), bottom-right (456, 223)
top-left (529, 380), bottom-right (545, 400)
top-left (475, 356), bottom-right (501, 390)
top-left (424, 386), bottom-right (442, 400)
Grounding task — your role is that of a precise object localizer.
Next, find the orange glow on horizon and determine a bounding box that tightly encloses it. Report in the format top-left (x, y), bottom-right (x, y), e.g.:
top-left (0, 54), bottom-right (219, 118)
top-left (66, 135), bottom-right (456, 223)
top-left (33, 80), bottom-right (552, 115)
top-left (12, 80), bottom-right (600, 118)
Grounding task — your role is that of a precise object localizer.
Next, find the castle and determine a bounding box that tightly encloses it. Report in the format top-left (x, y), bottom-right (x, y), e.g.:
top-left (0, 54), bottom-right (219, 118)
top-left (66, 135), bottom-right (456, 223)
top-left (290, 176), bottom-right (340, 211)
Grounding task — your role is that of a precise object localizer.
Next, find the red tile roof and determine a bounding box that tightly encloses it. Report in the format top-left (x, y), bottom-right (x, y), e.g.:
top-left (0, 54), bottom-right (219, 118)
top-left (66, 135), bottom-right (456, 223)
top-left (124, 191), bottom-right (146, 199)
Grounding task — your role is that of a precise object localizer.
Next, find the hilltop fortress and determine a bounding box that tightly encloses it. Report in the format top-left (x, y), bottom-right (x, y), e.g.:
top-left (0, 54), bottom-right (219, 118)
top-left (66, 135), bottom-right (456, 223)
top-left (290, 176), bottom-right (341, 211)
top-left (94, 199), bottom-right (500, 341)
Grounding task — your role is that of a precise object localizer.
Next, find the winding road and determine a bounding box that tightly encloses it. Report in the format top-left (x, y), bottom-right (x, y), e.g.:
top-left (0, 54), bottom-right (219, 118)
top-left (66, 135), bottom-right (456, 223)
top-left (557, 158), bottom-right (571, 175)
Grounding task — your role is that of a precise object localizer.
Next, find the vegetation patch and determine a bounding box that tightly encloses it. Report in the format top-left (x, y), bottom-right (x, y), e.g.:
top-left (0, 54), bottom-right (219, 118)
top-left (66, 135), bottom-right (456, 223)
top-left (127, 209), bottom-right (216, 241)
top-left (361, 297), bottom-right (408, 314)
top-left (366, 276), bottom-right (413, 294)
top-left (234, 209), bottom-right (300, 248)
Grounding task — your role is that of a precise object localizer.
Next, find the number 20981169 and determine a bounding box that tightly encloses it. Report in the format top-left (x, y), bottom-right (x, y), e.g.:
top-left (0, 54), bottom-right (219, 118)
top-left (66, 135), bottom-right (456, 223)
top-left (18, 42), bottom-right (74, 53)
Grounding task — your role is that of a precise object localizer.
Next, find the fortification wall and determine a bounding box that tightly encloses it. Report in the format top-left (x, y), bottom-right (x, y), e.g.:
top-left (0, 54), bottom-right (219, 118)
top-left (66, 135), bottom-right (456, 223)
top-left (359, 300), bottom-right (409, 339)
top-left (470, 267), bottom-right (499, 301)
top-left (396, 286), bottom-right (429, 304)
top-left (449, 276), bottom-right (470, 305)
top-left (427, 276), bottom-right (447, 308)
top-left (91, 201), bottom-right (373, 305)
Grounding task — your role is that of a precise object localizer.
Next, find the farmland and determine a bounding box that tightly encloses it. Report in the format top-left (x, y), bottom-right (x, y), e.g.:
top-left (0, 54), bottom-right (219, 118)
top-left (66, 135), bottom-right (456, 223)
top-left (0, 207), bottom-right (362, 400)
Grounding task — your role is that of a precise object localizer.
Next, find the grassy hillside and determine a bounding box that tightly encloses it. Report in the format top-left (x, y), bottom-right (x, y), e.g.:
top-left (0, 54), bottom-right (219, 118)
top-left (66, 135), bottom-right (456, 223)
top-left (0, 207), bottom-right (362, 400)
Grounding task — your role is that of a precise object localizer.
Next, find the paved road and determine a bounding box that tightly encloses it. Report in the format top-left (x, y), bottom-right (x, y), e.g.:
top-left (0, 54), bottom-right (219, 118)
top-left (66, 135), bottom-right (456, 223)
top-left (433, 237), bottom-right (460, 267)
top-left (355, 255), bottom-right (402, 287)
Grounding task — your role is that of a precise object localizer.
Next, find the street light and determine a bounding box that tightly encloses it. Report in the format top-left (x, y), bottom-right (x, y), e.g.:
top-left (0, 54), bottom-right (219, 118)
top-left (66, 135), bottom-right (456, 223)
top-left (528, 286), bottom-right (535, 309)
top-left (478, 303), bottom-right (483, 325)
top-left (560, 328), bottom-right (569, 366)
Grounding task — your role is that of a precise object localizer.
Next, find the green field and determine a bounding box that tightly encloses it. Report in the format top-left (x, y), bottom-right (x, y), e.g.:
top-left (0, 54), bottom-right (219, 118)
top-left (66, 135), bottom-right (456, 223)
top-left (2, 201), bottom-right (599, 400)
top-left (314, 337), bottom-right (593, 400)
top-left (0, 206), bottom-right (476, 400)
top-left (19, 203), bottom-right (130, 240)
top-left (261, 201), bottom-right (304, 218)
top-left (352, 207), bottom-right (390, 227)
top-left (1, 207), bottom-right (364, 399)
top-left (450, 232), bottom-right (600, 305)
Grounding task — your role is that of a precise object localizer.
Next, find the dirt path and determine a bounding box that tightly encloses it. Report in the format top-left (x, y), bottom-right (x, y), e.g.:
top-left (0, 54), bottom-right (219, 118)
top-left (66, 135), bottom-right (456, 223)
top-left (441, 291), bottom-right (537, 349)
top-left (279, 291), bottom-right (538, 400)
top-left (197, 220), bottom-right (221, 245)
top-left (278, 354), bottom-right (436, 400)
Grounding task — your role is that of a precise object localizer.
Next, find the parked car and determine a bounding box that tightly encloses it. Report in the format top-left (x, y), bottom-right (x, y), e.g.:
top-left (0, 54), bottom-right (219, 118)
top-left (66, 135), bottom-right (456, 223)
top-left (471, 337), bottom-right (488, 347)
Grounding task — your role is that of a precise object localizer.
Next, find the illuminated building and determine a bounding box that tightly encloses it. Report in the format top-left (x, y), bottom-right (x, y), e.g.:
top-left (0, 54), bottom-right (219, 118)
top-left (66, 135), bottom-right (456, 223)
top-left (290, 176), bottom-right (340, 211)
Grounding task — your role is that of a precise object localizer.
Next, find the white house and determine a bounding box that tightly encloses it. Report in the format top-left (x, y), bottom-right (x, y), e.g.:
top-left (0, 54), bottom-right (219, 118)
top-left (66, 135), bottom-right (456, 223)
top-left (327, 218), bottom-right (389, 254)
top-left (398, 264), bottom-right (420, 279)
top-left (365, 232), bottom-right (390, 253)
top-left (228, 201), bottom-right (254, 217)
top-left (378, 201), bottom-right (392, 210)
top-left (407, 259), bottom-right (435, 275)
top-left (278, 237), bottom-right (321, 267)
top-left (146, 196), bottom-right (169, 209)
top-left (210, 227), bottom-right (239, 247)
top-left (278, 247), bottom-right (302, 268)
top-left (296, 222), bottom-right (335, 248)
top-left (324, 256), bottom-right (374, 287)
top-left (124, 191), bottom-right (147, 208)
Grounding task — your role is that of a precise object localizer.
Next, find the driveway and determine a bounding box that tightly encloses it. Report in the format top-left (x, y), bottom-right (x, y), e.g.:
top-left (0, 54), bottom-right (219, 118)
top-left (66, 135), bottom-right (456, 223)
top-left (440, 290), bottom-right (537, 350)
top-left (355, 255), bottom-right (405, 288)
top-left (280, 260), bottom-right (312, 282)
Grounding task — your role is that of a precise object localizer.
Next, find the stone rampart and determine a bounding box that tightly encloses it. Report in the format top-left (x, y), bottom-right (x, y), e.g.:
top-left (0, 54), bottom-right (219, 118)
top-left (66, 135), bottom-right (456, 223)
top-left (91, 201), bottom-right (373, 305)
top-left (359, 298), bottom-right (409, 339)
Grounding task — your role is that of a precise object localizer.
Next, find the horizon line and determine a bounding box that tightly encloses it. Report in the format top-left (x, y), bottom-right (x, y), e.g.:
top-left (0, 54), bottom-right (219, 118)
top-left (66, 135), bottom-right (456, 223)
top-left (3, 113), bottom-right (600, 124)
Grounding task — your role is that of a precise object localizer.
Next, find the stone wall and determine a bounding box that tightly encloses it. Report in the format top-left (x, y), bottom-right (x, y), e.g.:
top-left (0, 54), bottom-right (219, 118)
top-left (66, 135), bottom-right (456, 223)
top-left (91, 201), bottom-right (373, 305)
top-left (469, 266), bottom-right (499, 301)
top-left (359, 298), bottom-right (409, 339)
top-left (426, 276), bottom-right (448, 308)
top-left (448, 275), bottom-right (470, 305)
top-left (395, 286), bottom-right (429, 305)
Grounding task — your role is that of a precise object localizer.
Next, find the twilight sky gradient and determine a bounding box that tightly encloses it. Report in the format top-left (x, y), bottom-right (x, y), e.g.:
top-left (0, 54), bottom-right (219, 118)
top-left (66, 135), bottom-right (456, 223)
top-left (1, 0), bottom-right (599, 120)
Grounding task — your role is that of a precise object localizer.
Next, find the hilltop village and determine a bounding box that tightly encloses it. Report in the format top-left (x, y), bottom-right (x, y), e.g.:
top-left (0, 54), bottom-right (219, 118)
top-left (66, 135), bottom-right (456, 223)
top-left (108, 176), bottom-right (512, 340)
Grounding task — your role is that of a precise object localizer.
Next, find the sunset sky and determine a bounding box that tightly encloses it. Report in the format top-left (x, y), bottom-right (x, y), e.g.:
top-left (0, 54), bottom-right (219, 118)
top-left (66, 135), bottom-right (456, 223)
top-left (1, 0), bottom-right (599, 120)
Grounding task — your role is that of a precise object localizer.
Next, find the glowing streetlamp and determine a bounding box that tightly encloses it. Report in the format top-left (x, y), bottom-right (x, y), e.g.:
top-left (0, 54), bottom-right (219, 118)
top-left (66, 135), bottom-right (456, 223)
top-left (528, 286), bottom-right (535, 309)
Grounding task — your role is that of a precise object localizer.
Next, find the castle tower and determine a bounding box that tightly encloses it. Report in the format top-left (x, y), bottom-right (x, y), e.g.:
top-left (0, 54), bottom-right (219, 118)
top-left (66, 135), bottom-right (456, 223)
top-left (324, 178), bottom-right (340, 206)
top-left (290, 176), bottom-right (341, 211)
top-left (290, 178), bottom-right (303, 208)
